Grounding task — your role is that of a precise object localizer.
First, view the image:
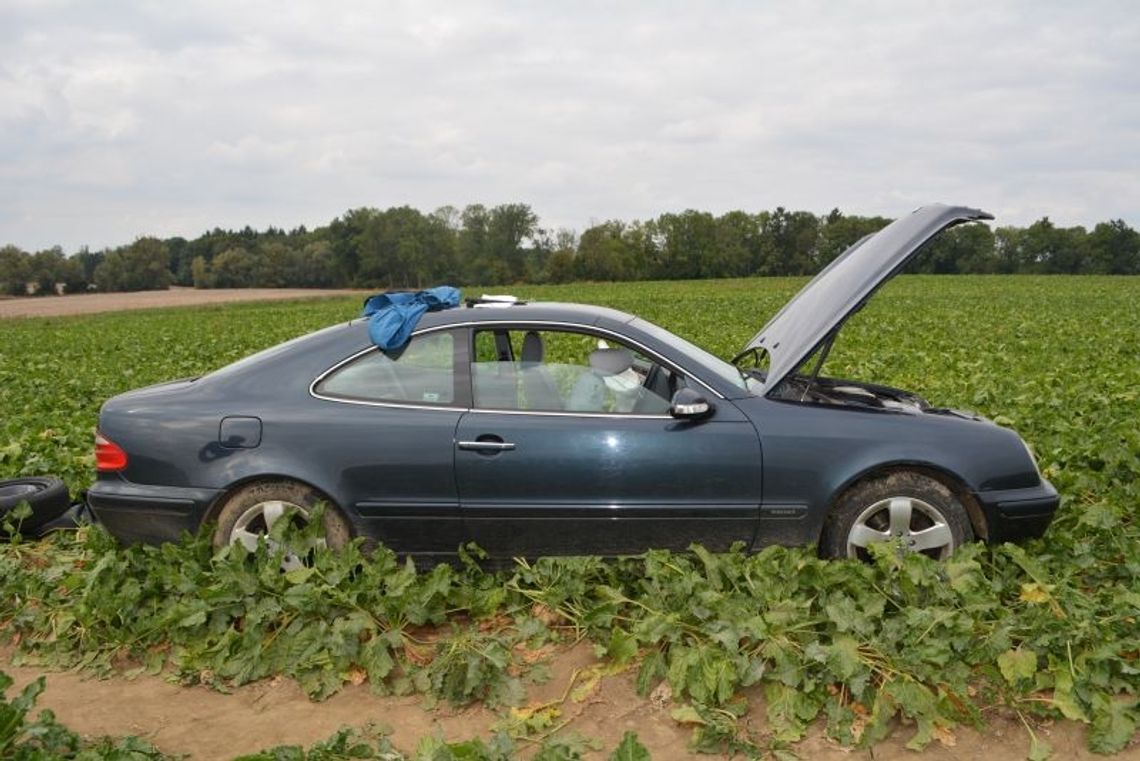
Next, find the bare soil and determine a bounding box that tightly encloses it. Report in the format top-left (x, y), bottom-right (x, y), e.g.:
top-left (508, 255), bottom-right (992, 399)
top-left (5, 644), bottom-right (1132, 761)
top-left (2, 286), bottom-right (1136, 758)
top-left (0, 288), bottom-right (367, 319)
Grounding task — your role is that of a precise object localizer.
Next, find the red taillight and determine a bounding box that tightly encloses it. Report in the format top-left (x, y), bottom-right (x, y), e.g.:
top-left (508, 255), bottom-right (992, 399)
top-left (95, 432), bottom-right (128, 472)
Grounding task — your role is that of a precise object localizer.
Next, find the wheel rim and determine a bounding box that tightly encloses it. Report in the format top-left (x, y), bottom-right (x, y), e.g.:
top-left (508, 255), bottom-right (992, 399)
top-left (845, 496), bottom-right (956, 561)
top-left (229, 499), bottom-right (323, 571)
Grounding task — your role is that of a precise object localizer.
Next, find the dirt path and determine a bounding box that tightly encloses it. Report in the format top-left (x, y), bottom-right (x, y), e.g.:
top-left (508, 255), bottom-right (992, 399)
top-left (0, 288), bottom-right (368, 319)
top-left (5, 645), bottom-right (1126, 761)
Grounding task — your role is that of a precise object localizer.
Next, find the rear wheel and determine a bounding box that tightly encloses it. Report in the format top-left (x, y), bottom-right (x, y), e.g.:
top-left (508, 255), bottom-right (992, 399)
top-left (820, 471), bottom-right (973, 561)
top-left (212, 481), bottom-right (351, 569)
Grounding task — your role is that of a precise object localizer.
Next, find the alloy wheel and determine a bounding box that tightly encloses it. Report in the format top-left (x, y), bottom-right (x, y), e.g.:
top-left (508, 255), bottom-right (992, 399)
top-left (845, 495), bottom-right (956, 561)
top-left (229, 499), bottom-right (323, 571)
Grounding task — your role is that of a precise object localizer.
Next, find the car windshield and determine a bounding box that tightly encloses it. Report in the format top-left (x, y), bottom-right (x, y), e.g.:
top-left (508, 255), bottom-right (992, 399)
top-left (629, 318), bottom-right (759, 394)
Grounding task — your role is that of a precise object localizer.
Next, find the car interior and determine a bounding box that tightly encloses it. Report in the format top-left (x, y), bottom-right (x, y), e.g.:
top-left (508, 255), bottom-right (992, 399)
top-left (315, 327), bottom-right (684, 414)
top-left (471, 328), bottom-right (678, 414)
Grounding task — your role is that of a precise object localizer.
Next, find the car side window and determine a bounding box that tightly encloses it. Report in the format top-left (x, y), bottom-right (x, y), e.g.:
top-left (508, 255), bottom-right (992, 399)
top-left (316, 331), bottom-right (456, 405)
top-left (470, 329), bottom-right (677, 414)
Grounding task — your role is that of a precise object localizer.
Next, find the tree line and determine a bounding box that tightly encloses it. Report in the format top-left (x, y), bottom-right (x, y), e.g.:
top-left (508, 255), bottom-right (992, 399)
top-left (2, 204), bottom-right (1138, 295)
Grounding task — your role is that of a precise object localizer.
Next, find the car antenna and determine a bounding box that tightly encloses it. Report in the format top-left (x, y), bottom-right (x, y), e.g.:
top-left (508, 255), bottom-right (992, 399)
top-left (800, 329), bottom-right (838, 402)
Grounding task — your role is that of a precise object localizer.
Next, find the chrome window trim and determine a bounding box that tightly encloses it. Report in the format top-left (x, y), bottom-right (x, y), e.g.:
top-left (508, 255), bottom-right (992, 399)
top-left (309, 319), bottom-right (726, 413)
top-left (310, 396), bottom-right (471, 413)
top-left (468, 408), bottom-right (672, 421)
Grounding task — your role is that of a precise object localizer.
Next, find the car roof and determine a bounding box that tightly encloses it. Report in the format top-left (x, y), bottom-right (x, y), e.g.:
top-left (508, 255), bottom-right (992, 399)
top-left (415, 301), bottom-right (637, 330)
top-left (199, 298), bottom-right (746, 401)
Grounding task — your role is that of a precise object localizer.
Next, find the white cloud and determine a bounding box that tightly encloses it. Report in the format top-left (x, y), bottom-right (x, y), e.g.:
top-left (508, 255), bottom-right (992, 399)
top-left (0, 0), bottom-right (1137, 250)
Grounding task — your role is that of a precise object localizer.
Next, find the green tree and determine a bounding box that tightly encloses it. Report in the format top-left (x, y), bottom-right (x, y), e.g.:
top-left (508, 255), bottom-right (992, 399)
top-left (255, 241), bottom-right (297, 287)
top-left (166, 237), bottom-right (193, 286)
top-left (992, 226), bottom-right (1025, 274)
top-left (190, 256), bottom-right (214, 288)
top-left (1087, 220), bottom-right (1140, 274)
top-left (713, 211), bottom-right (762, 277)
top-left (1017, 217), bottom-right (1088, 274)
top-left (0, 244), bottom-right (30, 296)
top-left (93, 237), bottom-right (173, 292)
top-left (8, 203), bottom-right (1139, 293)
top-left (209, 247), bottom-right (258, 288)
top-left (487, 203), bottom-right (538, 282)
top-left (454, 203), bottom-right (538, 283)
top-left (817, 210), bottom-right (891, 268)
top-left (57, 256), bottom-right (87, 293)
top-left (651, 210), bottom-right (718, 280)
top-left (357, 207), bottom-right (430, 288)
top-left (756, 208), bottom-right (820, 275)
top-left (296, 241), bottom-right (339, 287)
top-left (73, 247), bottom-right (104, 285)
top-left (458, 204), bottom-right (494, 283)
top-left (946, 223), bottom-right (999, 273)
top-left (622, 221), bottom-right (656, 280)
top-left (328, 207), bottom-right (379, 284)
top-left (29, 247), bottom-right (67, 295)
top-left (541, 229), bottom-right (577, 284)
top-left (575, 221), bottom-right (635, 281)
top-left (914, 224), bottom-right (999, 274)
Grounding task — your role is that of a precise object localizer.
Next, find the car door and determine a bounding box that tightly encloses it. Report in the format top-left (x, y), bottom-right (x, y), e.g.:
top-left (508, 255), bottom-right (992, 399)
top-left (309, 327), bottom-right (470, 556)
top-left (454, 326), bottom-right (762, 556)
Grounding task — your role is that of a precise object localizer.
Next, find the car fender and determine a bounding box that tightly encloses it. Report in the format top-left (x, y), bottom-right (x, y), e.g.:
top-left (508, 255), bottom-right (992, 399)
top-left (742, 397), bottom-right (1040, 547)
top-left (199, 468), bottom-right (359, 534)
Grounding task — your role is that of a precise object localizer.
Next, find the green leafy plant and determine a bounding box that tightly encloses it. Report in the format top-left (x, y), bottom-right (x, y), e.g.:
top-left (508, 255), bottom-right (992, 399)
top-left (234, 726), bottom-right (405, 761)
top-left (2, 276), bottom-right (1140, 756)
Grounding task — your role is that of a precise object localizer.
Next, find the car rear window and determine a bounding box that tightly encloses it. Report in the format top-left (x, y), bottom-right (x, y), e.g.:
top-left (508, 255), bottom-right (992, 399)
top-left (315, 331), bottom-right (456, 405)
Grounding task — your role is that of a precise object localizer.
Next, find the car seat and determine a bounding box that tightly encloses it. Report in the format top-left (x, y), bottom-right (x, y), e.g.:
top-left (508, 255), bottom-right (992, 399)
top-left (567, 347), bottom-right (635, 412)
top-left (518, 331), bottom-right (564, 410)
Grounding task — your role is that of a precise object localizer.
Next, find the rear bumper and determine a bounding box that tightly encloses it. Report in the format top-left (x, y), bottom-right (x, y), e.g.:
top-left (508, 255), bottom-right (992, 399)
top-left (975, 478), bottom-right (1060, 543)
top-left (87, 478), bottom-right (219, 544)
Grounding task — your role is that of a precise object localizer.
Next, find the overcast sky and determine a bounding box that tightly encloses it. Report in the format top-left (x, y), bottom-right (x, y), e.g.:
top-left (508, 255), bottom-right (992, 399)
top-left (1, 1), bottom-right (1137, 251)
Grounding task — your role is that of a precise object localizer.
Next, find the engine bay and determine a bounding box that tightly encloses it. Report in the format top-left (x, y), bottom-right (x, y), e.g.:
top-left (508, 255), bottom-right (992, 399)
top-left (770, 374), bottom-right (930, 413)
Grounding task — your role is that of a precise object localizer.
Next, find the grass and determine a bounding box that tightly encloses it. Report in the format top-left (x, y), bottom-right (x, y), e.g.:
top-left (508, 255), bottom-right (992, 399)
top-left (1, 275), bottom-right (1138, 755)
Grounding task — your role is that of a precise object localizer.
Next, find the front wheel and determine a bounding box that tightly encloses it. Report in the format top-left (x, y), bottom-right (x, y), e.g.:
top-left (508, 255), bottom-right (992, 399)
top-left (212, 481), bottom-right (352, 569)
top-left (820, 472), bottom-right (973, 561)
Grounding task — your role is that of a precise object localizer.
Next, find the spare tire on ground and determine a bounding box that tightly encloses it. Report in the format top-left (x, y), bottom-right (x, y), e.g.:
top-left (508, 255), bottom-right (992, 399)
top-left (0, 477), bottom-right (71, 537)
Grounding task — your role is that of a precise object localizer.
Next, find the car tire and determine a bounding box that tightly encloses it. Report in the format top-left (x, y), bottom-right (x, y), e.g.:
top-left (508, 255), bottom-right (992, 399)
top-left (0, 476), bottom-right (71, 536)
top-left (211, 481), bottom-right (352, 563)
top-left (820, 471), bottom-right (973, 561)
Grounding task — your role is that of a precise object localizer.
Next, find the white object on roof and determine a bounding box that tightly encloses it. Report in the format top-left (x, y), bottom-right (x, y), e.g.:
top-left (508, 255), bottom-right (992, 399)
top-left (472, 294), bottom-right (519, 308)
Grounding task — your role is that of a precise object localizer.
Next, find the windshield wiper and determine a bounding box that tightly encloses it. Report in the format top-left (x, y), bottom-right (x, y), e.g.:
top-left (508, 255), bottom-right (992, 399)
top-left (730, 345), bottom-right (767, 386)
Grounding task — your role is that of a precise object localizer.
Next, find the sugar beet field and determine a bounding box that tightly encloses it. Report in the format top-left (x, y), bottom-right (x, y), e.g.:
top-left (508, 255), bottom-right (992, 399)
top-left (1, 275), bottom-right (1138, 760)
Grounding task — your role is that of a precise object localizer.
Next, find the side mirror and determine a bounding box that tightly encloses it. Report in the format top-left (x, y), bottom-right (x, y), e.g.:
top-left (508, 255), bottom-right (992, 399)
top-left (670, 387), bottom-right (713, 420)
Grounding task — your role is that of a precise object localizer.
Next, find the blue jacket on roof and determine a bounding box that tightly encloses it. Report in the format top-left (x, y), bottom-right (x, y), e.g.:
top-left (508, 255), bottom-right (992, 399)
top-left (361, 286), bottom-right (461, 350)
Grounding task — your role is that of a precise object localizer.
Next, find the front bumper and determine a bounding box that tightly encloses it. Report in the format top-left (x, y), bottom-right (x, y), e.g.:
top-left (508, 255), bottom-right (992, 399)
top-left (974, 478), bottom-right (1060, 543)
top-left (87, 478), bottom-right (220, 544)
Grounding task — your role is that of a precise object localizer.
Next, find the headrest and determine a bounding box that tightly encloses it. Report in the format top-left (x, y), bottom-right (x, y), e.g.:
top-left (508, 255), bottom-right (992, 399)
top-left (521, 331), bottom-right (544, 364)
top-left (589, 347), bottom-right (633, 376)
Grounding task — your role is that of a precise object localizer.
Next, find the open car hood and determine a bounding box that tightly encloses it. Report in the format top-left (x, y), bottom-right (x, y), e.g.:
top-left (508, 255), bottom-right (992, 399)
top-left (744, 204), bottom-right (994, 393)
